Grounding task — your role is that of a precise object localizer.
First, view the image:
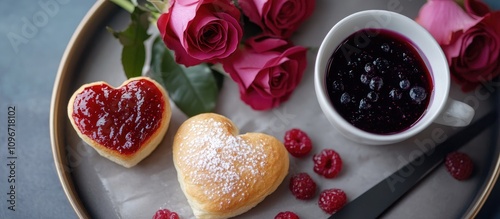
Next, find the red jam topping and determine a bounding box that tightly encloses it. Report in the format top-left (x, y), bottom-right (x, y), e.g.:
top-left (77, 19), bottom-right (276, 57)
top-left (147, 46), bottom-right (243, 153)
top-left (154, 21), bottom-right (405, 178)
top-left (72, 79), bottom-right (165, 155)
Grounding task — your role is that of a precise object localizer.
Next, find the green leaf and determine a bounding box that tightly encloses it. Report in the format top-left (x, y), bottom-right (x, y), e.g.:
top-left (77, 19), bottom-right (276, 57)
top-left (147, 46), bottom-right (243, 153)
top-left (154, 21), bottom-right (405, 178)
top-left (107, 7), bottom-right (150, 78)
top-left (212, 70), bottom-right (225, 91)
top-left (148, 37), bottom-right (220, 117)
top-left (122, 44), bottom-right (146, 79)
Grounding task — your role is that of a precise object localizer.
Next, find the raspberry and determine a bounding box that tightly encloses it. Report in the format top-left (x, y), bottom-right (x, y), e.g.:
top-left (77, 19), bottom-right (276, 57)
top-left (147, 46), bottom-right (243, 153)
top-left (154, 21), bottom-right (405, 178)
top-left (284, 129), bottom-right (312, 157)
top-left (318, 188), bottom-right (347, 214)
top-left (289, 172), bottom-right (317, 200)
top-left (153, 209), bottom-right (179, 219)
top-left (275, 211), bottom-right (299, 219)
top-left (313, 149), bottom-right (342, 178)
top-left (445, 152), bottom-right (474, 180)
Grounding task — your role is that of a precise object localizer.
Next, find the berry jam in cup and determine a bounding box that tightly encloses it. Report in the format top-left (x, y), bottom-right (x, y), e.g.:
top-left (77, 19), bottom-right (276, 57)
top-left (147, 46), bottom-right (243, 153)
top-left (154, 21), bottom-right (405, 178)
top-left (314, 10), bottom-right (475, 145)
top-left (326, 29), bottom-right (433, 135)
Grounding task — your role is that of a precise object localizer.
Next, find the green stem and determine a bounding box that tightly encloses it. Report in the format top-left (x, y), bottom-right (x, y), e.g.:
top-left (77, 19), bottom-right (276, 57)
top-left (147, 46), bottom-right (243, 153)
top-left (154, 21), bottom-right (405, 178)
top-left (110, 0), bottom-right (135, 13)
top-left (110, 0), bottom-right (160, 23)
top-left (151, 12), bottom-right (160, 21)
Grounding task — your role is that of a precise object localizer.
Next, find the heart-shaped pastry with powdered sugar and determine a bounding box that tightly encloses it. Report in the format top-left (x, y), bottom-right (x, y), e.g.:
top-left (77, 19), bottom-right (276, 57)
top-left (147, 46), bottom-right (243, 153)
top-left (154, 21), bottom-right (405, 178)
top-left (173, 113), bottom-right (289, 219)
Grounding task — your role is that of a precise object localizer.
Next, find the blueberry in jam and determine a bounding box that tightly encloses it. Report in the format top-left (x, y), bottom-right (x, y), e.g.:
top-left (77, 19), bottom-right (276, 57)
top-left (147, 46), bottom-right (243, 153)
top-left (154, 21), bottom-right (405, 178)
top-left (326, 29), bottom-right (433, 135)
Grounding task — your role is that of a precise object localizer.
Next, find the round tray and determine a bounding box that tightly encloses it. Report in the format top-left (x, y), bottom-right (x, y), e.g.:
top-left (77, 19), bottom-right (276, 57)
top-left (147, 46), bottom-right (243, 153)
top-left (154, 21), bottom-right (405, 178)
top-left (50, 1), bottom-right (500, 218)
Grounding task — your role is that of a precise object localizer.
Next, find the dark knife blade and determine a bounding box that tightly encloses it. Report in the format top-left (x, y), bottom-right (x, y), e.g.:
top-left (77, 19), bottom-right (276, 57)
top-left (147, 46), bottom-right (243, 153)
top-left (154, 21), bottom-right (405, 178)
top-left (331, 110), bottom-right (498, 219)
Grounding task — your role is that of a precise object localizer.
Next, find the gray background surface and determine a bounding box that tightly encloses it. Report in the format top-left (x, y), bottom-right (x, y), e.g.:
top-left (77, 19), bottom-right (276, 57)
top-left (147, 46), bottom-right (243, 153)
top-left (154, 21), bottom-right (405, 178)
top-left (0, 0), bottom-right (499, 218)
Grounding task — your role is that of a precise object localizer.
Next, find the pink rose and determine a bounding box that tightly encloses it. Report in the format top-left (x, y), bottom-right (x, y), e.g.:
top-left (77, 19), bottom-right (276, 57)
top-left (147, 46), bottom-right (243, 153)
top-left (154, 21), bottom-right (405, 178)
top-left (157, 0), bottom-right (243, 67)
top-left (444, 11), bottom-right (500, 91)
top-left (223, 35), bottom-right (308, 110)
top-left (238, 0), bottom-right (315, 38)
top-left (416, 0), bottom-right (500, 91)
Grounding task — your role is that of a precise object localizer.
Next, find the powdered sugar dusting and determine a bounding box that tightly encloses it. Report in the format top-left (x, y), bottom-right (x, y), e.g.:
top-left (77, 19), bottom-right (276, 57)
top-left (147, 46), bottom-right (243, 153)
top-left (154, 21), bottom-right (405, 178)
top-left (179, 118), bottom-right (268, 209)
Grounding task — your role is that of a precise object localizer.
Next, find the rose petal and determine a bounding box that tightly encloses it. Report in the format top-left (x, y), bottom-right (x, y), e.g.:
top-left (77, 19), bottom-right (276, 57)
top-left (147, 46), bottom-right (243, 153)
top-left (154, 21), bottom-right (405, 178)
top-left (416, 0), bottom-right (479, 45)
top-left (243, 0), bottom-right (268, 17)
top-left (246, 35), bottom-right (289, 53)
top-left (177, 0), bottom-right (199, 6)
top-left (254, 69), bottom-right (271, 93)
top-left (215, 12), bottom-right (243, 55)
top-left (157, 11), bottom-right (171, 35)
top-left (229, 51), bottom-right (279, 89)
top-left (238, 0), bottom-right (262, 25)
top-left (242, 85), bottom-right (294, 110)
top-left (465, 0), bottom-right (491, 18)
top-left (240, 87), bottom-right (277, 110)
top-left (158, 11), bottom-right (203, 66)
top-left (158, 0), bottom-right (206, 66)
top-left (278, 59), bottom-right (299, 92)
top-left (170, 1), bottom-right (199, 44)
top-left (442, 30), bottom-right (466, 63)
top-left (279, 46), bottom-right (308, 85)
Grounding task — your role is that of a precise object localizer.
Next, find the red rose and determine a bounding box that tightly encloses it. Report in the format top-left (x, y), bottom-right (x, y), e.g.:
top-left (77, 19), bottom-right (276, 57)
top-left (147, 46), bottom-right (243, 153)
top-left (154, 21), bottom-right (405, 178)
top-left (238, 0), bottom-right (315, 38)
top-left (157, 0), bottom-right (243, 67)
top-left (223, 35), bottom-right (308, 110)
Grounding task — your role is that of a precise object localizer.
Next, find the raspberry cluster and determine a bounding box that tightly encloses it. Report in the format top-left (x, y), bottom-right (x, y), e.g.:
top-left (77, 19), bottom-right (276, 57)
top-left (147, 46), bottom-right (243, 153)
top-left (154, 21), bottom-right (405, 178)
top-left (280, 129), bottom-right (347, 217)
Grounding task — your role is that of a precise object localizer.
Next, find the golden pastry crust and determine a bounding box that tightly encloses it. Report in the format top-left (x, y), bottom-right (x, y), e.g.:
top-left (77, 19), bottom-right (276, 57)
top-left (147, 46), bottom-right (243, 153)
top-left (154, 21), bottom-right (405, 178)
top-left (67, 76), bottom-right (171, 168)
top-left (173, 113), bottom-right (289, 219)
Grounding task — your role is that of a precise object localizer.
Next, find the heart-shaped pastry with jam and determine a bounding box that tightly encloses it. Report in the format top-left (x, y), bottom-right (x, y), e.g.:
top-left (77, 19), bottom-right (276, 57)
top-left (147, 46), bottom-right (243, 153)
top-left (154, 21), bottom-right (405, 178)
top-left (173, 113), bottom-right (289, 219)
top-left (67, 77), bottom-right (171, 168)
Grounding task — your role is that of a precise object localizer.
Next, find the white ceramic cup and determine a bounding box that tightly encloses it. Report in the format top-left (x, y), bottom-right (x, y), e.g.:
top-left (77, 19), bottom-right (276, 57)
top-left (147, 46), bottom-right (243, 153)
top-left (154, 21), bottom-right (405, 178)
top-left (314, 10), bottom-right (475, 145)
